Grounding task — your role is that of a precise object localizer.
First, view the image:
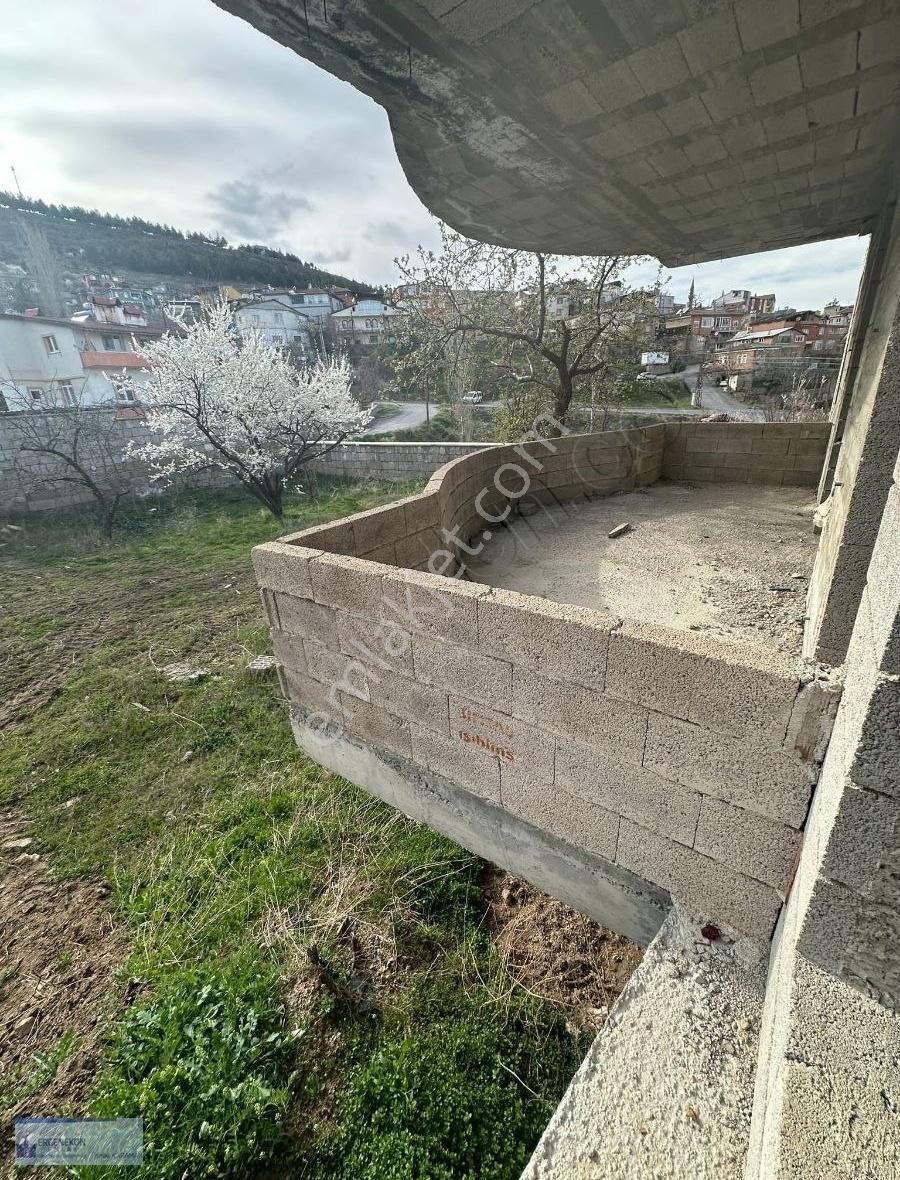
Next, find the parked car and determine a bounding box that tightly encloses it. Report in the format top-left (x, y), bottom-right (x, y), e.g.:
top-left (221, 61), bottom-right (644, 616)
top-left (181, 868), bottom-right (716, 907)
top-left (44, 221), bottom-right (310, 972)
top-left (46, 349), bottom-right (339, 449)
top-left (460, 391), bottom-right (483, 403)
top-left (636, 372), bottom-right (654, 382)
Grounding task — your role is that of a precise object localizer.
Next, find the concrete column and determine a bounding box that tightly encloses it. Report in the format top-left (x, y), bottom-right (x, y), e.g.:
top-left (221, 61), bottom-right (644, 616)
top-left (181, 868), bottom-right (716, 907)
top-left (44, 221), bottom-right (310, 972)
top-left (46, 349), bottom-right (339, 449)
top-left (747, 450), bottom-right (900, 1177)
top-left (804, 195), bottom-right (900, 666)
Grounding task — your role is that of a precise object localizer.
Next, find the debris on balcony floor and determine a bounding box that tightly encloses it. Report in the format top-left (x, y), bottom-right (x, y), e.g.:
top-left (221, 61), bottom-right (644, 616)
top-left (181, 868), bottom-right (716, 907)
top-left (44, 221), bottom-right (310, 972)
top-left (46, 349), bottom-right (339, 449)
top-left (468, 481), bottom-right (819, 655)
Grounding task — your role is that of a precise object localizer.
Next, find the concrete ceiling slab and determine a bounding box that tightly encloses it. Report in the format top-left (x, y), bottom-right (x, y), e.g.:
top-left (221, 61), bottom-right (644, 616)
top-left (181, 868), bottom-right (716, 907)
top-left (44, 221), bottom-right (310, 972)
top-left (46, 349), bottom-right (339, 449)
top-left (215, 0), bottom-right (900, 263)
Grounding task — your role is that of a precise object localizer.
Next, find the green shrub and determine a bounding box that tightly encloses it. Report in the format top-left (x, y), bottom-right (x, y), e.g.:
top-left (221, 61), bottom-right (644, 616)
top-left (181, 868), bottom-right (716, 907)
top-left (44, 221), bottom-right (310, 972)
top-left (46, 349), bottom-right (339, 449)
top-left (90, 955), bottom-right (295, 1179)
top-left (310, 1011), bottom-right (572, 1180)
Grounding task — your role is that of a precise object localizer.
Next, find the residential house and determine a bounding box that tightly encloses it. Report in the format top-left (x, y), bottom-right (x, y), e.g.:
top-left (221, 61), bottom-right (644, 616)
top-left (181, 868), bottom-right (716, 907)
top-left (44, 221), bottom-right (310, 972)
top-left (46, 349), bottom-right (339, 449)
top-left (689, 306), bottom-right (747, 342)
top-left (330, 298), bottom-right (403, 346)
top-left (72, 294), bottom-right (149, 328)
top-left (0, 313), bottom-right (159, 410)
top-left (749, 292), bottom-right (776, 314)
top-left (233, 288), bottom-right (348, 352)
top-left (711, 289), bottom-right (777, 315)
top-left (713, 325), bottom-right (811, 389)
top-left (748, 310), bottom-right (849, 355)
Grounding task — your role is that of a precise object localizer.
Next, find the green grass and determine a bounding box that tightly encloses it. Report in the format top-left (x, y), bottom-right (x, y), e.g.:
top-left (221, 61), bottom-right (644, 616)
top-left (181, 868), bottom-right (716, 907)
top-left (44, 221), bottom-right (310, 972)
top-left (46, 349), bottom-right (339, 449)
top-left (0, 1031), bottom-right (77, 1110)
top-left (0, 480), bottom-right (589, 1179)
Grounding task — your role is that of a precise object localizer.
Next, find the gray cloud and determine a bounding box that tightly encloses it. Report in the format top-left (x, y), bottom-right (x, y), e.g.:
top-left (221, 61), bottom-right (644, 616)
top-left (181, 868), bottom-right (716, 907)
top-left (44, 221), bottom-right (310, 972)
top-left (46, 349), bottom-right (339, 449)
top-left (207, 179), bottom-right (312, 243)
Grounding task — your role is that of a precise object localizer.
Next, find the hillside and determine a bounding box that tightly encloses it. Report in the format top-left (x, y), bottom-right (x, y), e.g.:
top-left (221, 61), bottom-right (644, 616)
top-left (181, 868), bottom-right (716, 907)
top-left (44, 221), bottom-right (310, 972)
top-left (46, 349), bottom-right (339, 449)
top-left (0, 191), bottom-right (375, 302)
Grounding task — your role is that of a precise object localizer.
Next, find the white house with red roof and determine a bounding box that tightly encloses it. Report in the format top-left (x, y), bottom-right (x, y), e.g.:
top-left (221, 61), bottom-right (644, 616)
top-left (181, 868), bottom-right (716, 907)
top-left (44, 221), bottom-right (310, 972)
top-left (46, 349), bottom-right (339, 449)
top-left (0, 312), bottom-right (160, 411)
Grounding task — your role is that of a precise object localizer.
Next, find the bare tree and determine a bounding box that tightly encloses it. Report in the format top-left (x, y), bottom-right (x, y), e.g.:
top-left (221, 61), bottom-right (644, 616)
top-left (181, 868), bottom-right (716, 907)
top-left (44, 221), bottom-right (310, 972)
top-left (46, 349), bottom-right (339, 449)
top-left (6, 383), bottom-right (138, 538)
top-left (18, 219), bottom-right (65, 317)
top-left (393, 225), bottom-right (656, 434)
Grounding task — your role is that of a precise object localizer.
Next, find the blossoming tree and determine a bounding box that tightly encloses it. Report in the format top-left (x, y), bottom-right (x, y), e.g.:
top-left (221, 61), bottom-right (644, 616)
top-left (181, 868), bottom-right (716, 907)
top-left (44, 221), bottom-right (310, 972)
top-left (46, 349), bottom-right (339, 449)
top-left (125, 303), bottom-right (367, 517)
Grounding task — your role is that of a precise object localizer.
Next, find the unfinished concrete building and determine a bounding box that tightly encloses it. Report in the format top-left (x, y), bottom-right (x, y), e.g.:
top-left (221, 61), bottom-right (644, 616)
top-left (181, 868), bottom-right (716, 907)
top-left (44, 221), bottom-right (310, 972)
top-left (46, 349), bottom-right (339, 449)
top-left (227, 1), bottom-right (900, 1174)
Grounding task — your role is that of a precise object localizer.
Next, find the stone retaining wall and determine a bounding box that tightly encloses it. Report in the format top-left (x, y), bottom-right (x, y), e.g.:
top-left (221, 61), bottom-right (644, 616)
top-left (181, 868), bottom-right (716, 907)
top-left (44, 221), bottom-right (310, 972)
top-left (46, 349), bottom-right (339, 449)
top-left (253, 422), bottom-right (835, 947)
top-left (309, 440), bottom-right (495, 481)
top-left (0, 408), bottom-right (491, 514)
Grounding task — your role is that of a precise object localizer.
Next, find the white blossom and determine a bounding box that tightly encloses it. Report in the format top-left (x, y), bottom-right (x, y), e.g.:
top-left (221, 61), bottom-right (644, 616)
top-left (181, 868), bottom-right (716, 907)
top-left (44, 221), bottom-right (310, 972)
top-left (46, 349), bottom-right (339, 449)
top-left (123, 302), bottom-right (368, 515)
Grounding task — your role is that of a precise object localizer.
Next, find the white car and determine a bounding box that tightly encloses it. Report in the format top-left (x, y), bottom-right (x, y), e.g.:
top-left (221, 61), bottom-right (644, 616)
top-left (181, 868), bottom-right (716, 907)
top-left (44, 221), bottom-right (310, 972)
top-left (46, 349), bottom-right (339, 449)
top-left (460, 391), bottom-right (483, 403)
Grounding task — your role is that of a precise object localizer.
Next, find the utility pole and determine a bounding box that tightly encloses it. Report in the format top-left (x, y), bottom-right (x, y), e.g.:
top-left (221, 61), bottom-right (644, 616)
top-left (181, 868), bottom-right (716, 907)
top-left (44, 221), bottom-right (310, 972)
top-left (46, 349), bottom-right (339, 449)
top-left (10, 164), bottom-right (23, 198)
top-left (692, 357), bottom-right (704, 408)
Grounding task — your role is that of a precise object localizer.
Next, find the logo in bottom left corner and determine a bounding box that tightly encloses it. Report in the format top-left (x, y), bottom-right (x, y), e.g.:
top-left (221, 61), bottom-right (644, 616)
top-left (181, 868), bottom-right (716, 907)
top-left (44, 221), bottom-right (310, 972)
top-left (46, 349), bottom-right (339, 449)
top-left (14, 1118), bottom-right (144, 1167)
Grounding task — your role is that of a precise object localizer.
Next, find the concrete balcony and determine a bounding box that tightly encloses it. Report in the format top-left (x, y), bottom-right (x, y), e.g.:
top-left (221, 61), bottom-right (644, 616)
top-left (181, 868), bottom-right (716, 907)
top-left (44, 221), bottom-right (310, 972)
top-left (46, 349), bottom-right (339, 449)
top-left (252, 421), bottom-right (836, 952)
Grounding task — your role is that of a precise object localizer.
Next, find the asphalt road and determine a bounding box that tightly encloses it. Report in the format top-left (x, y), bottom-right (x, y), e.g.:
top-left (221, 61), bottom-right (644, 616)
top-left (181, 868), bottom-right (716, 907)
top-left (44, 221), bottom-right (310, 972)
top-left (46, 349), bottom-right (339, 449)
top-left (369, 401), bottom-right (432, 433)
top-left (681, 365), bottom-right (765, 421)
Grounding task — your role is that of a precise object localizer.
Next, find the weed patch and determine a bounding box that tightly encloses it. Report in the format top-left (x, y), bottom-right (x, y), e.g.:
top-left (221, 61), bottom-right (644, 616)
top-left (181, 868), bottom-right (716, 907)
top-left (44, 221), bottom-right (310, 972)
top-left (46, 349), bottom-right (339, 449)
top-left (90, 955), bottom-right (295, 1179)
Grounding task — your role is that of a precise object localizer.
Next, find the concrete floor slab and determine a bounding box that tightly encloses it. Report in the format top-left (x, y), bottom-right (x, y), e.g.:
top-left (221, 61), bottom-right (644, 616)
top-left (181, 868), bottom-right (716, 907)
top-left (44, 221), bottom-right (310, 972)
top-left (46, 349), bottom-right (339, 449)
top-left (469, 481), bottom-right (819, 655)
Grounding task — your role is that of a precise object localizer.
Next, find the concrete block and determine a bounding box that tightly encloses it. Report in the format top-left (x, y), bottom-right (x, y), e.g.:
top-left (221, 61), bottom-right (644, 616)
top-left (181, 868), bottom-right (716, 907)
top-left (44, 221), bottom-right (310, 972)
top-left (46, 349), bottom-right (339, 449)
top-left (502, 776), bottom-right (620, 861)
top-left (821, 780), bottom-right (900, 894)
top-left (712, 465), bottom-right (751, 483)
top-left (797, 874), bottom-right (859, 978)
top-left (865, 483), bottom-right (900, 674)
top-left (694, 795), bottom-right (800, 892)
top-left (411, 724), bottom-right (501, 802)
top-left (395, 527), bottom-right (443, 570)
top-left (715, 434), bottom-right (754, 455)
top-left (260, 588), bottom-right (279, 629)
top-left (252, 541), bottom-right (321, 598)
top-left (347, 503), bottom-right (408, 555)
top-left (851, 673), bottom-right (900, 798)
top-left (477, 587), bottom-right (615, 689)
top-left (736, 0), bottom-right (799, 53)
top-left (644, 711), bottom-right (813, 828)
top-left (556, 740), bottom-right (701, 846)
top-left (310, 553), bottom-right (385, 616)
top-left (337, 612), bottom-right (414, 675)
top-left (413, 634), bottom-right (512, 711)
top-left (751, 436), bottom-right (791, 456)
top-left (583, 58), bottom-right (645, 113)
top-left (341, 695), bottom-right (412, 760)
top-left (676, 7), bottom-right (742, 73)
top-left (374, 669), bottom-right (450, 735)
top-left (274, 594), bottom-right (340, 651)
top-left (778, 1060), bottom-right (900, 1178)
top-left (616, 819), bottom-right (782, 940)
top-left (787, 438), bottom-right (829, 463)
top-left (292, 706), bottom-right (667, 946)
top-left (626, 38), bottom-right (691, 94)
top-left (303, 640), bottom-right (370, 702)
top-left (355, 541), bottom-right (397, 565)
top-left (606, 620), bottom-right (798, 743)
top-left (381, 567), bottom-right (484, 643)
top-left (271, 630), bottom-right (307, 674)
top-left (280, 664), bottom-right (341, 720)
top-left (512, 668), bottom-right (649, 768)
top-left (283, 519), bottom-right (356, 555)
top-left (745, 467), bottom-right (787, 486)
top-left (451, 695), bottom-right (555, 783)
top-left (401, 491), bottom-right (441, 534)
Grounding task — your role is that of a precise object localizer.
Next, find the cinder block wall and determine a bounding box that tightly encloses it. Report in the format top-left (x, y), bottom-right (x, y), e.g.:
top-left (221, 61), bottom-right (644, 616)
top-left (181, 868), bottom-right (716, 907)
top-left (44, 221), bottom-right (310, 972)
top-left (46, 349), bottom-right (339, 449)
top-left (663, 421), bottom-right (832, 486)
top-left (308, 440), bottom-right (495, 480)
top-left (254, 422), bottom-right (836, 945)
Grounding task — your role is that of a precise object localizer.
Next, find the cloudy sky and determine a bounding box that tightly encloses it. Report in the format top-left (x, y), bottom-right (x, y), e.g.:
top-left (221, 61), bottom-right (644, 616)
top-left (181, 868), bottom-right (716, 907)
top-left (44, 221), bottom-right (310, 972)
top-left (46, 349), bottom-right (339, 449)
top-left (0, 0), bottom-right (868, 306)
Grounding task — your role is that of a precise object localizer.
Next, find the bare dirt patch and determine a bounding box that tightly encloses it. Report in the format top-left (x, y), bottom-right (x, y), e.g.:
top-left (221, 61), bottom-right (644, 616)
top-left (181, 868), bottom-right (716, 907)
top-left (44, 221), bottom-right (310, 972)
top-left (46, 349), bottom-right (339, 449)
top-left (470, 481), bottom-right (819, 655)
top-left (0, 809), bottom-right (129, 1153)
top-left (482, 867), bottom-right (643, 1032)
